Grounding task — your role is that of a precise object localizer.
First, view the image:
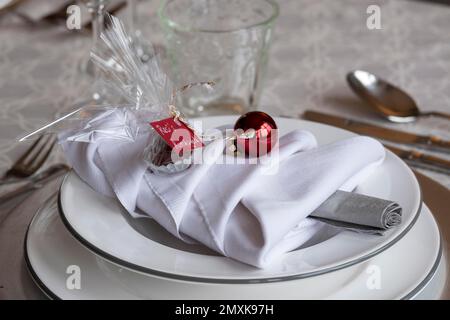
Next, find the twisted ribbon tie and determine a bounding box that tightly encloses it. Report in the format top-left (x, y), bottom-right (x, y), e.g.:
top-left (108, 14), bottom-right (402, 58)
top-left (168, 104), bottom-right (219, 142)
top-left (167, 81), bottom-right (215, 139)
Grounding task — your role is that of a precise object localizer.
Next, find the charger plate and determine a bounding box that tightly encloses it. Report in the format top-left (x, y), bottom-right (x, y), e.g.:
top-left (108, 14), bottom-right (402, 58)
top-left (58, 116), bottom-right (422, 282)
top-left (25, 196), bottom-right (442, 299)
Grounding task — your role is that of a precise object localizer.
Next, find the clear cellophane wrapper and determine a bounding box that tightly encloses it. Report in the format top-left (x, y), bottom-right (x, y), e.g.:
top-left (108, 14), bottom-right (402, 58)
top-left (20, 14), bottom-right (189, 173)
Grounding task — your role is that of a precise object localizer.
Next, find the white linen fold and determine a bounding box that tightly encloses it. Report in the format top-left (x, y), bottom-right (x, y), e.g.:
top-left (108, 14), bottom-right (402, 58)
top-left (61, 113), bottom-right (385, 268)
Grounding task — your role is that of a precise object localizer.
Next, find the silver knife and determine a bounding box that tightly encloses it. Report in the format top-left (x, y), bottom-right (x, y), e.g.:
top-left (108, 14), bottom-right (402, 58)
top-left (0, 164), bottom-right (69, 203)
top-left (302, 111), bottom-right (450, 174)
top-left (385, 145), bottom-right (450, 175)
top-left (303, 110), bottom-right (450, 153)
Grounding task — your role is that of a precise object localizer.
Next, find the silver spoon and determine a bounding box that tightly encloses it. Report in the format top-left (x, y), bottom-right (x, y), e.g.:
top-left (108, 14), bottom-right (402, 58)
top-left (347, 70), bottom-right (450, 123)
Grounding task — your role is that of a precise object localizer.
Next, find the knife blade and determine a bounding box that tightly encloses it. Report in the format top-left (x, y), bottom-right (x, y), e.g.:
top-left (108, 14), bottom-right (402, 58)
top-left (303, 110), bottom-right (450, 153)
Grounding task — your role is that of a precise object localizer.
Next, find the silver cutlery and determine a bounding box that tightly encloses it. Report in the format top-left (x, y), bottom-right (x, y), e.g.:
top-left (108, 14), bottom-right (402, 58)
top-left (302, 111), bottom-right (450, 174)
top-left (347, 70), bottom-right (450, 123)
top-left (0, 164), bottom-right (69, 203)
top-left (303, 110), bottom-right (450, 153)
top-left (0, 134), bottom-right (56, 185)
top-left (386, 145), bottom-right (450, 175)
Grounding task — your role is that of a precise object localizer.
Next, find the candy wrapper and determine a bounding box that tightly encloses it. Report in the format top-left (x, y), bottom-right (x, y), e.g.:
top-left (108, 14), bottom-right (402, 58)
top-left (19, 14), bottom-right (210, 174)
top-left (90, 14), bottom-right (173, 113)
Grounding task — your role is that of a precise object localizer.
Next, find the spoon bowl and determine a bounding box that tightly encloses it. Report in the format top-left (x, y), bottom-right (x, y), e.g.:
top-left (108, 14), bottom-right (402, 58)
top-left (347, 70), bottom-right (450, 123)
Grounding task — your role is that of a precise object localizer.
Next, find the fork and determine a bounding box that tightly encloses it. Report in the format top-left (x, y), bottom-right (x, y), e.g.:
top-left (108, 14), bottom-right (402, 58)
top-left (0, 134), bottom-right (57, 185)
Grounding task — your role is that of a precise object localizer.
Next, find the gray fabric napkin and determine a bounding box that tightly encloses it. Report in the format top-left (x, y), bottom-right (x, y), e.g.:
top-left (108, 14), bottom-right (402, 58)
top-left (311, 190), bottom-right (402, 235)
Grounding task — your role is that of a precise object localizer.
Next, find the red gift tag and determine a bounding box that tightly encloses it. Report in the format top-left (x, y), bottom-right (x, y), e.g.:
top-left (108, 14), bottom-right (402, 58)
top-left (150, 117), bottom-right (204, 151)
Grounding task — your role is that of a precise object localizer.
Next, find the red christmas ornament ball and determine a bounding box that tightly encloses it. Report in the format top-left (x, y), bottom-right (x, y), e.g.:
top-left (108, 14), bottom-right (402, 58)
top-left (233, 111), bottom-right (278, 157)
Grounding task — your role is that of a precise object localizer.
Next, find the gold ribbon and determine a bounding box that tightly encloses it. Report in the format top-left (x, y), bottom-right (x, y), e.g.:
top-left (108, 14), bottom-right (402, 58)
top-left (170, 81), bottom-right (215, 105)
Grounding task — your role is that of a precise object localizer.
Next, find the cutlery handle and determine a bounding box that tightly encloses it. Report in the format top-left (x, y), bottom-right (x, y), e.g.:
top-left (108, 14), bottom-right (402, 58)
top-left (412, 151), bottom-right (450, 174)
top-left (0, 176), bottom-right (29, 186)
top-left (303, 110), bottom-right (450, 153)
top-left (0, 165), bottom-right (69, 203)
top-left (422, 111), bottom-right (450, 121)
top-left (386, 146), bottom-right (450, 175)
top-left (404, 158), bottom-right (450, 175)
top-left (416, 135), bottom-right (450, 153)
top-left (0, 180), bottom-right (38, 203)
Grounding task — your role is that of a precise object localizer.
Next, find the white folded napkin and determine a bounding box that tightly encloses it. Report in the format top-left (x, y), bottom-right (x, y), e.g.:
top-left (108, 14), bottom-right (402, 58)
top-left (61, 112), bottom-right (385, 268)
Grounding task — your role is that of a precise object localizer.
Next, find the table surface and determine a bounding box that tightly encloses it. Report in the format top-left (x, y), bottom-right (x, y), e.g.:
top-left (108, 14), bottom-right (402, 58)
top-left (0, 0), bottom-right (449, 300)
top-left (1, 0), bottom-right (449, 188)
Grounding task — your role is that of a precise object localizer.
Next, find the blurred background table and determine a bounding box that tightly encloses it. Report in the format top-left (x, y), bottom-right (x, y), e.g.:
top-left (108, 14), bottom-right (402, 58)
top-left (0, 0), bottom-right (449, 187)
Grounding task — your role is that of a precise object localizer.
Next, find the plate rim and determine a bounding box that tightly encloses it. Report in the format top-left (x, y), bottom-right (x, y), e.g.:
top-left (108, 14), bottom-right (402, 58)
top-left (25, 196), bottom-right (441, 300)
top-left (57, 116), bottom-right (423, 283)
top-left (57, 185), bottom-right (422, 283)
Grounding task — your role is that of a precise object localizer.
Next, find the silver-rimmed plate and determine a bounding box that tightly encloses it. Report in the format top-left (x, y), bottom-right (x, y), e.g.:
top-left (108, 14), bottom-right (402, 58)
top-left (25, 196), bottom-right (442, 299)
top-left (59, 116), bottom-right (421, 282)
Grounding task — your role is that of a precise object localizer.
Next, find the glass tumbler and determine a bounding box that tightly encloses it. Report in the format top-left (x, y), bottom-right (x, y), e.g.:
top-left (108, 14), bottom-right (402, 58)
top-left (159, 0), bottom-right (279, 116)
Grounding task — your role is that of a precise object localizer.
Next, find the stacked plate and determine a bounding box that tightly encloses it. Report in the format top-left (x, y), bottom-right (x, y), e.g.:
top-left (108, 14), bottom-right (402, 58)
top-left (24, 116), bottom-right (446, 299)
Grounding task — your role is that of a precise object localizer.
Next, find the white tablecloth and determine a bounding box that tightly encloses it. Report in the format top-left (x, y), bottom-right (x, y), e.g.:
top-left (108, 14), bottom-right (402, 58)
top-left (0, 0), bottom-right (449, 300)
top-left (0, 0), bottom-right (449, 188)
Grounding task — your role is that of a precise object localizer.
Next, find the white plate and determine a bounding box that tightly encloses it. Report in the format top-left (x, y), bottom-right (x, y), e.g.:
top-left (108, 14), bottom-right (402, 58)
top-left (59, 116), bottom-right (422, 282)
top-left (26, 196), bottom-right (442, 300)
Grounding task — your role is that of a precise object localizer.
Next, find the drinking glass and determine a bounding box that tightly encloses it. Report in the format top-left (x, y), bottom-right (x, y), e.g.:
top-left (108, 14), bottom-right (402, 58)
top-left (126, 0), bottom-right (151, 62)
top-left (79, 0), bottom-right (110, 101)
top-left (159, 0), bottom-right (279, 116)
